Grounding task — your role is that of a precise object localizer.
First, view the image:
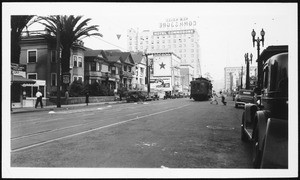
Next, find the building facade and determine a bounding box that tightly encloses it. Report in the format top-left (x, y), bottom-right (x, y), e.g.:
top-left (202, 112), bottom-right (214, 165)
top-left (127, 17), bottom-right (201, 79)
top-left (131, 52), bottom-right (146, 91)
top-left (224, 66), bottom-right (257, 92)
top-left (19, 30), bottom-right (86, 99)
top-left (180, 64), bottom-right (194, 95)
top-left (147, 52), bottom-right (181, 98)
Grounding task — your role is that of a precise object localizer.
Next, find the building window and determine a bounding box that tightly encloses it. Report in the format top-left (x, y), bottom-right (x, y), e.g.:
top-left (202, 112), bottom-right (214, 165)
top-left (111, 66), bottom-right (116, 75)
top-left (73, 55), bottom-right (78, 67)
top-left (27, 50), bottom-right (37, 63)
top-left (51, 50), bottom-right (56, 63)
top-left (51, 73), bottom-right (57, 86)
top-left (73, 76), bottom-right (83, 82)
top-left (91, 62), bottom-right (96, 71)
top-left (78, 76), bottom-right (83, 82)
top-left (128, 66), bottom-right (132, 72)
top-left (78, 56), bottom-right (83, 67)
top-left (27, 73), bottom-right (37, 79)
top-left (96, 62), bottom-right (100, 71)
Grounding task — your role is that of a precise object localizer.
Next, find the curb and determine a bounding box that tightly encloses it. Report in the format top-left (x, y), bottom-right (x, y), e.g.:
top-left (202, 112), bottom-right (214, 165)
top-left (11, 101), bottom-right (127, 114)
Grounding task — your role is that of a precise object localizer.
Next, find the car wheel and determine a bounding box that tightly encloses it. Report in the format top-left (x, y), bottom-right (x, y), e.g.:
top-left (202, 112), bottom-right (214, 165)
top-left (252, 126), bottom-right (262, 168)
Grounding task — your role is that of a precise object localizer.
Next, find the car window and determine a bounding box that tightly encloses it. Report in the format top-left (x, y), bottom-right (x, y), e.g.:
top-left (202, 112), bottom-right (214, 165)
top-left (240, 91), bottom-right (253, 95)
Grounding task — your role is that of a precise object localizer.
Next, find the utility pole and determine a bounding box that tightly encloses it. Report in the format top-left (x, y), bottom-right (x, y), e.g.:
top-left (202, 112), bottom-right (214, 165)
top-left (240, 66), bottom-right (243, 90)
top-left (56, 17), bottom-right (61, 108)
top-left (145, 52), bottom-right (150, 96)
top-left (244, 53), bottom-right (253, 89)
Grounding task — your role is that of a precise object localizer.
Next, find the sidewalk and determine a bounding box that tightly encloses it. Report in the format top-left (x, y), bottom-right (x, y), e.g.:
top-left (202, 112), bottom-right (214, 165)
top-left (11, 100), bottom-right (127, 114)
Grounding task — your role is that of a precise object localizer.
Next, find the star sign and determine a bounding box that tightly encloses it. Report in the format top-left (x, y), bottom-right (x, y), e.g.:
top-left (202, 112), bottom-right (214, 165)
top-left (159, 62), bottom-right (166, 69)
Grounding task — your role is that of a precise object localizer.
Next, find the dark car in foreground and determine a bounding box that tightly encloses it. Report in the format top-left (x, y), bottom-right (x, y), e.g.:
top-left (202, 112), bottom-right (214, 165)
top-left (126, 91), bottom-right (147, 103)
top-left (235, 89), bottom-right (255, 108)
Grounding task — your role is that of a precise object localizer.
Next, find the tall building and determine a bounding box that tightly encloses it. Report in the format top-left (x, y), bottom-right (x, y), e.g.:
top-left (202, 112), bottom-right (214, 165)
top-left (224, 66), bottom-right (257, 92)
top-left (127, 17), bottom-right (201, 79)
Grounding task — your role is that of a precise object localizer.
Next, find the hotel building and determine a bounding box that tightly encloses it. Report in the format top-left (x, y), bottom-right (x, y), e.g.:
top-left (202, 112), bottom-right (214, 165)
top-left (127, 17), bottom-right (201, 79)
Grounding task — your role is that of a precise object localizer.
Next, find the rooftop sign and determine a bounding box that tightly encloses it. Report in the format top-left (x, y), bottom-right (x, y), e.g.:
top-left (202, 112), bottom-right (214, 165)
top-left (153, 29), bottom-right (195, 36)
top-left (159, 17), bottom-right (197, 29)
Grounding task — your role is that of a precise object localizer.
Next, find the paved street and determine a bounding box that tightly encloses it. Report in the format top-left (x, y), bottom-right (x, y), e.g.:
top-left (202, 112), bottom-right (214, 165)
top-left (11, 98), bottom-right (252, 168)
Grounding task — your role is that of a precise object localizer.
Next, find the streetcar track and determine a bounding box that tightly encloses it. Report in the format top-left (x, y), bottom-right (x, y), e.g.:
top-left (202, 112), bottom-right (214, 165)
top-left (11, 112), bottom-right (143, 140)
top-left (11, 104), bottom-right (190, 153)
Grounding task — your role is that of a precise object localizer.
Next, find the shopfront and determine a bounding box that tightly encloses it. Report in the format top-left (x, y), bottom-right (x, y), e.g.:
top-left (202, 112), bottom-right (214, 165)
top-left (22, 80), bottom-right (46, 107)
top-left (11, 75), bottom-right (35, 108)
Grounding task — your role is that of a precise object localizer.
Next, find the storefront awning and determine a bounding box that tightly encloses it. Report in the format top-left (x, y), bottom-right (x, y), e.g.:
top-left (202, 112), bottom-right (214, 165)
top-left (12, 75), bottom-right (35, 84)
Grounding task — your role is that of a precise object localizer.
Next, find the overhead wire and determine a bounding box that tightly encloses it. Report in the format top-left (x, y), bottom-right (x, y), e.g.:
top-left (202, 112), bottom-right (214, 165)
top-left (93, 36), bottom-right (127, 51)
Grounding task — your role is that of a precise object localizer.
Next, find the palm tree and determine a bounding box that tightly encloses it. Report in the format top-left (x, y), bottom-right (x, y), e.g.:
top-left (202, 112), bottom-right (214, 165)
top-left (11, 15), bottom-right (35, 64)
top-left (38, 15), bottom-right (102, 74)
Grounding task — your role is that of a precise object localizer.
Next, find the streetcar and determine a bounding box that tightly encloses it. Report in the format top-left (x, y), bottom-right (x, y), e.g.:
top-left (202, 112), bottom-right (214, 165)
top-left (190, 77), bottom-right (212, 101)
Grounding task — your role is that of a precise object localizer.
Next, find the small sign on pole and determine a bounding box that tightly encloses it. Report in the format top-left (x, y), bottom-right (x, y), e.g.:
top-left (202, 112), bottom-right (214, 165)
top-left (62, 74), bottom-right (70, 84)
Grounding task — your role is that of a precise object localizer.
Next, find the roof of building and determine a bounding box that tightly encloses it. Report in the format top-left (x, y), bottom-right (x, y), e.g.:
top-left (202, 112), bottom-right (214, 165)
top-left (104, 51), bottom-right (134, 65)
top-left (107, 56), bottom-right (121, 63)
top-left (84, 50), bottom-right (104, 57)
top-left (131, 52), bottom-right (144, 64)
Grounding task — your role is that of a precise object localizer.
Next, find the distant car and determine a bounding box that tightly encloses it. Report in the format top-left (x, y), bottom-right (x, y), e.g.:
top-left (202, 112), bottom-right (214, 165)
top-left (235, 89), bottom-right (255, 108)
top-left (177, 92), bottom-right (184, 98)
top-left (126, 90), bottom-right (147, 103)
top-left (149, 92), bottom-right (159, 101)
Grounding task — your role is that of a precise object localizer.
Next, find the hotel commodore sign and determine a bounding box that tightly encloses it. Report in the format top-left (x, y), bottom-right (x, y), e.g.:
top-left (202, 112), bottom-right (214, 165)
top-left (153, 29), bottom-right (195, 36)
top-left (159, 17), bottom-right (197, 29)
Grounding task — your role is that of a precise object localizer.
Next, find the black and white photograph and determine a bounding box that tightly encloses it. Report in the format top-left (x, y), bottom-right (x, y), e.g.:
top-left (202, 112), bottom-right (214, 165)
top-left (2, 2), bottom-right (298, 178)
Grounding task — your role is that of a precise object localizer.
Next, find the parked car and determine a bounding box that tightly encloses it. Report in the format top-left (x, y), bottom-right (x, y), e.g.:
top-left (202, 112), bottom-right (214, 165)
top-left (126, 90), bottom-right (147, 103)
top-left (149, 92), bottom-right (159, 101)
top-left (177, 92), bottom-right (184, 98)
top-left (235, 89), bottom-right (255, 108)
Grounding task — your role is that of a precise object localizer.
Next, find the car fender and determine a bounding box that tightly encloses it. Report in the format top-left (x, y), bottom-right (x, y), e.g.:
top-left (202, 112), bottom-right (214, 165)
top-left (255, 110), bottom-right (270, 151)
top-left (260, 118), bottom-right (288, 168)
top-left (244, 104), bottom-right (258, 124)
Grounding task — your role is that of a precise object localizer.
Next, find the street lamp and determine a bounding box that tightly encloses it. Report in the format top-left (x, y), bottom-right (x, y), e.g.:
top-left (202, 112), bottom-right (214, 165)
top-left (144, 49), bottom-right (150, 96)
top-left (244, 53), bottom-right (253, 89)
top-left (251, 28), bottom-right (265, 90)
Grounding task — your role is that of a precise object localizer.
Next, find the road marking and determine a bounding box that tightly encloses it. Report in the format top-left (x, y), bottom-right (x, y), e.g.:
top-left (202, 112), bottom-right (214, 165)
top-left (12, 112), bottom-right (141, 141)
top-left (11, 104), bottom-right (190, 153)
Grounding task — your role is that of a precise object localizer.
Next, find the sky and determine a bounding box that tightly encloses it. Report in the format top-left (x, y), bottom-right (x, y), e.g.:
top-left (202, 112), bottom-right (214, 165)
top-left (2, 2), bottom-right (298, 178)
top-left (3, 2), bottom-right (297, 89)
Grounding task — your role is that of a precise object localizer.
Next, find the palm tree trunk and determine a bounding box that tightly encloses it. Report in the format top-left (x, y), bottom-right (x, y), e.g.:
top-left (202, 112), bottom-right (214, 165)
top-left (61, 45), bottom-right (71, 92)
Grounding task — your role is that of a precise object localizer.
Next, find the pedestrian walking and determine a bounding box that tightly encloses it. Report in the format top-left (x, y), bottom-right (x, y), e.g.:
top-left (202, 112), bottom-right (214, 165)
top-left (85, 92), bottom-right (89, 106)
top-left (220, 91), bottom-right (227, 105)
top-left (210, 90), bottom-right (218, 105)
top-left (65, 90), bottom-right (69, 105)
top-left (35, 89), bottom-right (43, 108)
